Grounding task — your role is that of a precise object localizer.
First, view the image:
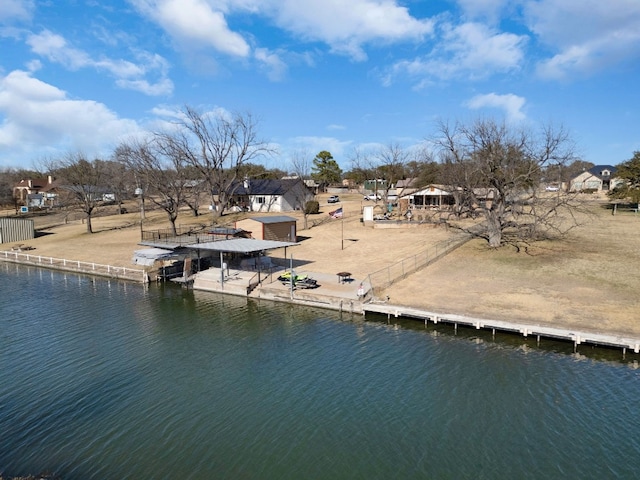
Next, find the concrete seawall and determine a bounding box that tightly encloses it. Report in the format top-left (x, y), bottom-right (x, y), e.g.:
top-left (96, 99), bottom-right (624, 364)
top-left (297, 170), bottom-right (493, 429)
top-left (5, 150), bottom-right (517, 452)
top-left (4, 251), bottom-right (639, 356)
top-left (0, 250), bottom-right (147, 283)
top-left (363, 302), bottom-right (640, 355)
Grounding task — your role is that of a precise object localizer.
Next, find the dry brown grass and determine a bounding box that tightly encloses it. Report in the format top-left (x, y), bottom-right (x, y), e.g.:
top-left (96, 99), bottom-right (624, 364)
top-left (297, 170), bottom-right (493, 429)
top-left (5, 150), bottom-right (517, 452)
top-left (4, 194), bottom-right (640, 336)
top-left (385, 197), bottom-right (640, 336)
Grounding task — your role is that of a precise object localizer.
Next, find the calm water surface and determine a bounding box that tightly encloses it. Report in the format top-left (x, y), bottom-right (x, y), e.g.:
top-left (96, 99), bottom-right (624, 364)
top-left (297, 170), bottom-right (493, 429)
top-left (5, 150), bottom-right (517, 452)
top-left (1, 263), bottom-right (640, 479)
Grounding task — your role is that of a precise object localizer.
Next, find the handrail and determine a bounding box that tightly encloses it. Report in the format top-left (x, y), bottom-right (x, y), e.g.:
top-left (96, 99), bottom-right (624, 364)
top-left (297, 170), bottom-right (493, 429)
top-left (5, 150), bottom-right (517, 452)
top-left (0, 250), bottom-right (147, 283)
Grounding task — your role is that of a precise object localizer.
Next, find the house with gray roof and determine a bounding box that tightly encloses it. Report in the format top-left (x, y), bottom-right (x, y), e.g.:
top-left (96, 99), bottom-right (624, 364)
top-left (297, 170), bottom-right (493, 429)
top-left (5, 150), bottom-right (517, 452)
top-left (570, 165), bottom-right (624, 192)
top-left (228, 178), bottom-right (314, 212)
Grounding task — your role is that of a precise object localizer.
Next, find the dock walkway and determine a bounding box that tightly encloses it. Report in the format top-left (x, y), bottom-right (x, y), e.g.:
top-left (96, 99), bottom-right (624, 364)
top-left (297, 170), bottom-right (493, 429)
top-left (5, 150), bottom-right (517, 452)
top-left (363, 302), bottom-right (640, 353)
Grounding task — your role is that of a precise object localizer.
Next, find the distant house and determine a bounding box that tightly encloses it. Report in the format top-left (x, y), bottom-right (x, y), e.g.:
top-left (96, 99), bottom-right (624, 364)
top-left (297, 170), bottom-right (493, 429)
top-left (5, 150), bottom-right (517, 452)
top-left (570, 165), bottom-right (623, 192)
top-left (27, 193), bottom-right (45, 208)
top-left (363, 179), bottom-right (388, 194)
top-left (13, 176), bottom-right (59, 207)
top-left (228, 178), bottom-right (314, 213)
top-left (405, 185), bottom-right (455, 209)
top-left (235, 216), bottom-right (297, 242)
top-left (396, 178), bottom-right (419, 197)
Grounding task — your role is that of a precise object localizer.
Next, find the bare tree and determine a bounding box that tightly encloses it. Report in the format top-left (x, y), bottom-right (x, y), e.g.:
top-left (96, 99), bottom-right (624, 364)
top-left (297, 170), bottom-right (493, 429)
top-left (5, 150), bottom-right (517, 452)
top-left (116, 137), bottom-right (190, 235)
top-left (289, 149), bottom-right (315, 229)
top-left (349, 143), bottom-right (411, 203)
top-left (162, 106), bottom-right (274, 219)
top-left (101, 160), bottom-right (130, 214)
top-left (345, 147), bottom-right (376, 190)
top-left (49, 153), bottom-right (108, 234)
top-left (434, 118), bottom-right (581, 249)
top-left (0, 167), bottom-right (22, 209)
top-left (372, 143), bottom-right (410, 203)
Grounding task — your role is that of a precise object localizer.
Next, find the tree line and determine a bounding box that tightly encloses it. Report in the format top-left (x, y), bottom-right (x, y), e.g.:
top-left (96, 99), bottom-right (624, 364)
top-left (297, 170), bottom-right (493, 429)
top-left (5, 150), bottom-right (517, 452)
top-left (2, 111), bottom-right (639, 248)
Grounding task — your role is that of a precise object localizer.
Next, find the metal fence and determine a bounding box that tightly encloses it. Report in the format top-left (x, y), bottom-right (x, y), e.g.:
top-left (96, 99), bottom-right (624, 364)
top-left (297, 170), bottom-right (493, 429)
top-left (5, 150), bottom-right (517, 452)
top-left (366, 233), bottom-right (472, 297)
top-left (0, 250), bottom-right (147, 283)
top-left (141, 224), bottom-right (209, 245)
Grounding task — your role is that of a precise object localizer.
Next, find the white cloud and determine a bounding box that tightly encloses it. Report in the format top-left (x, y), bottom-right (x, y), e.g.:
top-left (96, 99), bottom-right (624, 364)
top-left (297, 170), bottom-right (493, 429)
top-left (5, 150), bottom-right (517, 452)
top-left (0, 0), bottom-right (34, 23)
top-left (288, 135), bottom-right (352, 161)
top-left (386, 21), bottom-right (527, 86)
top-left (525, 0), bottom-right (640, 79)
top-left (254, 48), bottom-right (288, 81)
top-left (27, 30), bottom-right (92, 69)
top-left (26, 30), bottom-right (173, 96)
top-left (0, 70), bottom-right (140, 161)
top-left (456, 0), bottom-right (513, 23)
top-left (266, 0), bottom-right (434, 61)
top-left (442, 23), bottom-right (526, 74)
top-left (129, 0), bottom-right (432, 63)
top-left (466, 92), bottom-right (526, 122)
top-left (130, 0), bottom-right (251, 57)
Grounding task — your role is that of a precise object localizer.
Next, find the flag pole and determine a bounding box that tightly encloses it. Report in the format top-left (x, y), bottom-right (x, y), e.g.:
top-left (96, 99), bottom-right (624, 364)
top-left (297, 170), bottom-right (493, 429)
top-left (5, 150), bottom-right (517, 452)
top-left (341, 203), bottom-right (344, 250)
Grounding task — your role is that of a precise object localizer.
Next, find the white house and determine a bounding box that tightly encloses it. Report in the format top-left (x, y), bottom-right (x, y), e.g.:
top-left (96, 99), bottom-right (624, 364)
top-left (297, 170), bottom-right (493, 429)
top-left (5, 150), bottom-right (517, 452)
top-left (570, 165), bottom-right (623, 192)
top-left (405, 184), bottom-right (455, 209)
top-left (228, 178), bottom-right (314, 213)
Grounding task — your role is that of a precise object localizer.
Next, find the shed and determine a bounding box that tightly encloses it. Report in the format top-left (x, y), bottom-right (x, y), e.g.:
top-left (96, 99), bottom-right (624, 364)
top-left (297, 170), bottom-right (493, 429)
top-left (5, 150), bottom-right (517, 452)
top-left (0, 217), bottom-right (35, 244)
top-left (235, 216), bottom-right (297, 242)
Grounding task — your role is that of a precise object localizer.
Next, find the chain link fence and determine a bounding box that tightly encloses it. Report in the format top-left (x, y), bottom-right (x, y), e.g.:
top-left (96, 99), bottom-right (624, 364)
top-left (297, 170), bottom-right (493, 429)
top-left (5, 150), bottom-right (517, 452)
top-left (365, 233), bottom-right (472, 299)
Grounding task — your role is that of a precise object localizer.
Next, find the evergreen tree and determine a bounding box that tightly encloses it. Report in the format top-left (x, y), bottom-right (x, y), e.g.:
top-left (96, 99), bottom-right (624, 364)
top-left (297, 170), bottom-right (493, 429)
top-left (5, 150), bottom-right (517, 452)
top-left (609, 151), bottom-right (640, 208)
top-left (311, 151), bottom-right (342, 190)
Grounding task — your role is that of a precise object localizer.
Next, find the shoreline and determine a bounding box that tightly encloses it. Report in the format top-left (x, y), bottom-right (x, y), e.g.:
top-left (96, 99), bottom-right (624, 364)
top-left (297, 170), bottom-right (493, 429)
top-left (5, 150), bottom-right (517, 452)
top-left (2, 196), bottom-right (639, 349)
top-left (4, 254), bottom-right (640, 356)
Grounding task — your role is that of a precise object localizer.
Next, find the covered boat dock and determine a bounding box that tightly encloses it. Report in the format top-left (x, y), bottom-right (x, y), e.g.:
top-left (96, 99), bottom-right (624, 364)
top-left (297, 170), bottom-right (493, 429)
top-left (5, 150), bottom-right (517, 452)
top-left (186, 238), bottom-right (298, 294)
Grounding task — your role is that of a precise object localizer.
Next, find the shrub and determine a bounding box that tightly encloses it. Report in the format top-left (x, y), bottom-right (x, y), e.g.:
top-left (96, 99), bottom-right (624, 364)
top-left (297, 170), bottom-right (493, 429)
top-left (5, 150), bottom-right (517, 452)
top-left (304, 200), bottom-right (319, 214)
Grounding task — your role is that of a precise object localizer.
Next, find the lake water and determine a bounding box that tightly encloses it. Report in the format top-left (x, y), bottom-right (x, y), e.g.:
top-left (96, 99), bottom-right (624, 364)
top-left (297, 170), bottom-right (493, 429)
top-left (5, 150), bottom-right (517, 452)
top-left (1, 263), bottom-right (640, 479)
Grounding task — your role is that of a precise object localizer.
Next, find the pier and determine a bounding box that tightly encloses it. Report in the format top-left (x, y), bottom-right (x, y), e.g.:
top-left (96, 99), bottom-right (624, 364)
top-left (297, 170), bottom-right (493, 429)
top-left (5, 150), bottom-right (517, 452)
top-left (363, 302), bottom-right (640, 354)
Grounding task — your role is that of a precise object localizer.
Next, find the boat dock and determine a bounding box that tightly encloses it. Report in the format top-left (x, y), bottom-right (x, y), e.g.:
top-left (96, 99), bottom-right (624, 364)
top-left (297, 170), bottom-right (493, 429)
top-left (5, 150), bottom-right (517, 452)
top-left (362, 302), bottom-right (640, 354)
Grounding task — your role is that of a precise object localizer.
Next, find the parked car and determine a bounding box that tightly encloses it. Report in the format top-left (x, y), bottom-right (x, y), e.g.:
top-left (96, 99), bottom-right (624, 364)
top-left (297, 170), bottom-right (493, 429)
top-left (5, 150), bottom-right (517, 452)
top-left (363, 193), bottom-right (382, 201)
top-left (328, 195), bottom-right (340, 203)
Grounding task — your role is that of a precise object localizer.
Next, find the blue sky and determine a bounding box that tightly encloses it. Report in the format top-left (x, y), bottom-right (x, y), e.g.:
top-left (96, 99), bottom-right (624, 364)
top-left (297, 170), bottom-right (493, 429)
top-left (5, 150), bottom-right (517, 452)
top-left (1, 0), bottom-right (639, 172)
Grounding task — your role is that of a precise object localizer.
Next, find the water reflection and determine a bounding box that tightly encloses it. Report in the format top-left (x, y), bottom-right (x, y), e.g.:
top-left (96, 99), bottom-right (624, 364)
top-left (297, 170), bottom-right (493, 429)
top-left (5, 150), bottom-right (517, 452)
top-left (2, 265), bottom-right (640, 479)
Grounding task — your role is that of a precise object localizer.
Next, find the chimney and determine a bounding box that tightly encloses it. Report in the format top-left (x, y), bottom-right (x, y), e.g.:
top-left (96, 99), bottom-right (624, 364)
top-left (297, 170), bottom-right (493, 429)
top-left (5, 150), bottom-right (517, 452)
top-left (243, 177), bottom-right (250, 190)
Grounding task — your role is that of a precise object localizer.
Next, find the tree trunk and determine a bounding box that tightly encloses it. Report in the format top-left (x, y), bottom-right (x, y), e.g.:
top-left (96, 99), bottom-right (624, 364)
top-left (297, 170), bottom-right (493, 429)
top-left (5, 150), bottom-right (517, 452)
top-left (486, 210), bottom-right (502, 248)
top-left (211, 207), bottom-right (222, 219)
top-left (86, 213), bottom-right (93, 234)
